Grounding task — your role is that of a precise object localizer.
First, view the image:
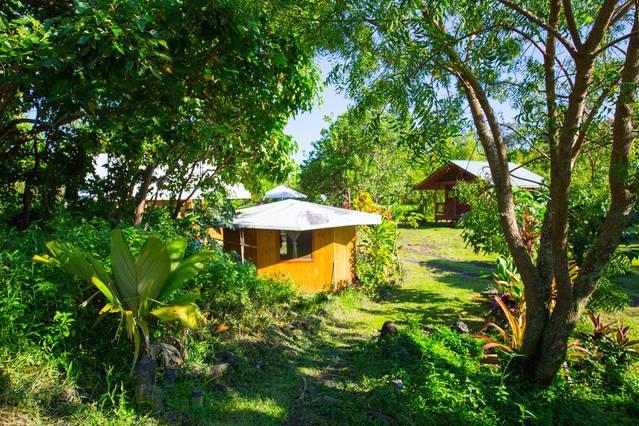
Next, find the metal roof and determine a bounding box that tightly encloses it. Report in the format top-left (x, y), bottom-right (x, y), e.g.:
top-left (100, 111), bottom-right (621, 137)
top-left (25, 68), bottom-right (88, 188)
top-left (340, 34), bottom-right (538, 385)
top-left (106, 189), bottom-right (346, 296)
top-left (264, 185), bottom-right (307, 200)
top-left (450, 160), bottom-right (544, 188)
top-left (230, 199), bottom-right (381, 231)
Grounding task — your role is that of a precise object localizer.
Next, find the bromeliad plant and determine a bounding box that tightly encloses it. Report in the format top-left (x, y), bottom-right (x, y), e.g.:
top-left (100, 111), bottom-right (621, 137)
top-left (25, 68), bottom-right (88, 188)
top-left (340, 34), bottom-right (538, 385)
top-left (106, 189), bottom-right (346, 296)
top-left (34, 229), bottom-right (212, 367)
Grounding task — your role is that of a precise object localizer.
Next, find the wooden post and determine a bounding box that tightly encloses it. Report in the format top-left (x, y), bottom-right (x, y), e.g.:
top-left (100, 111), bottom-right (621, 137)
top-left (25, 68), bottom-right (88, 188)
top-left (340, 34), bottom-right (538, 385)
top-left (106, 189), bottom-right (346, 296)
top-left (240, 229), bottom-right (245, 263)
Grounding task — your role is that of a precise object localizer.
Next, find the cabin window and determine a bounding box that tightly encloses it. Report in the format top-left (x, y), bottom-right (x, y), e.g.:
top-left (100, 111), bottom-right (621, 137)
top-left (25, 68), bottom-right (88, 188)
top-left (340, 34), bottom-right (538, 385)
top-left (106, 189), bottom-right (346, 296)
top-left (279, 230), bottom-right (312, 260)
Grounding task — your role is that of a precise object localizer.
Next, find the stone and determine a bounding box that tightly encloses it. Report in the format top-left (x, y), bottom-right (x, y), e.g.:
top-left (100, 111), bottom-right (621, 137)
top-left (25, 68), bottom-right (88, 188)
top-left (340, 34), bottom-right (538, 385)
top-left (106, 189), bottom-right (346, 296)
top-left (453, 320), bottom-right (470, 334)
top-left (390, 379), bottom-right (404, 389)
top-left (215, 351), bottom-right (237, 364)
top-left (209, 362), bottom-right (230, 380)
top-left (380, 321), bottom-right (398, 339)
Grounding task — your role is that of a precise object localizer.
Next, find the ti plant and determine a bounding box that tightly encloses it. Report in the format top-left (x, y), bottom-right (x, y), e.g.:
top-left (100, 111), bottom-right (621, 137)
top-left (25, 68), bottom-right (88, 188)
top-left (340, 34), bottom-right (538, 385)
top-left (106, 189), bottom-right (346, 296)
top-left (474, 295), bottom-right (526, 365)
top-left (34, 229), bottom-right (212, 368)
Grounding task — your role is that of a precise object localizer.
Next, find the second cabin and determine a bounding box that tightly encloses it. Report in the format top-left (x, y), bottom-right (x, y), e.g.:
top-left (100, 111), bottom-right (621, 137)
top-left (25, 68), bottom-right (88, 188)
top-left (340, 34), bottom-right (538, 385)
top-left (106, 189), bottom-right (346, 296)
top-left (415, 160), bottom-right (544, 222)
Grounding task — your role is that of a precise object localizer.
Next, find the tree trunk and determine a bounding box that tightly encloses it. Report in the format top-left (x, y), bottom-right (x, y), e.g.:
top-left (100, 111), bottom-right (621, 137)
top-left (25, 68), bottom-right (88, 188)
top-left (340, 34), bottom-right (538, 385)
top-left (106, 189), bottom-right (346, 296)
top-left (133, 164), bottom-right (156, 227)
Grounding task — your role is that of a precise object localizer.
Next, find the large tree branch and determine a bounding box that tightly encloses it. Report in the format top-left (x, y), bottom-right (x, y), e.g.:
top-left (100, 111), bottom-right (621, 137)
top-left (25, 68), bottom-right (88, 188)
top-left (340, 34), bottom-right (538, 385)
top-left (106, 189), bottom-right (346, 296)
top-left (562, 0), bottom-right (583, 49)
top-left (574, 7), bottom-right (639, 304)
top-left (496, 0), bottom-right (577, 58)
top-left (583, 0), bottom-right (619, 51)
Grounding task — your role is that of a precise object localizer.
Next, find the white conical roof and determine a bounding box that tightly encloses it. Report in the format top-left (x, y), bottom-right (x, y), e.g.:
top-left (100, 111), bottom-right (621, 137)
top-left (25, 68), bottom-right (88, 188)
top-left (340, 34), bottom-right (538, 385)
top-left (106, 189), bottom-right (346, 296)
top-left (230, 199), bottom-right (381, 231)
top-left (264, 185), bottom-right (307, 199)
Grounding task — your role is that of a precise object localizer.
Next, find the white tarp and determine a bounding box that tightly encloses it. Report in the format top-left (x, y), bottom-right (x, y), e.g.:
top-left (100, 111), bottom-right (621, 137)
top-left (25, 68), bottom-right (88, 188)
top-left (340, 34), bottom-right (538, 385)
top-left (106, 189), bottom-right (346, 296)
top-left (451, 160), bottom-right (544, 189)
top-left (264, 185), bottom-right (307, 200)
top-left (225, 183), bottom-right (252, 200)
top-left (231, 199), bottom-right (382, 231)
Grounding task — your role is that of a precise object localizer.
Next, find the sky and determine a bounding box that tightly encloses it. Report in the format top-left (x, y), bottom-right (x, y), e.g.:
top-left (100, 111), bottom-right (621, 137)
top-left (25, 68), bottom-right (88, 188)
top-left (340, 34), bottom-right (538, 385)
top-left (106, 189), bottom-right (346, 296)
top-left (284, 57), bottom-right (519, 165)
top-left (284, 57), bottom-right (350, 164)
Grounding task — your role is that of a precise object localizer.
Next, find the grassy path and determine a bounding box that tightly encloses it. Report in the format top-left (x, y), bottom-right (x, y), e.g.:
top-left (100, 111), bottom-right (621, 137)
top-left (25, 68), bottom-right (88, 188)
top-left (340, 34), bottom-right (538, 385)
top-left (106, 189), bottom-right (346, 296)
top-left (198, 226), bottom-right (499, 424)
top-left (203, 226), bottom-right (639, 424)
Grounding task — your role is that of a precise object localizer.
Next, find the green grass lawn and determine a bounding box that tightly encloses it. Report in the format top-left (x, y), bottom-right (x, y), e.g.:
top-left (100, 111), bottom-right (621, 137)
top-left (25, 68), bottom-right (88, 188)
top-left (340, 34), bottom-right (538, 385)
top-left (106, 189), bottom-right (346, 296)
top-left (5, 226), bottom-right (637, 424)
top-left (169, 225), bottom-right (504, 424)
top-left (186, 225), bottom-right (639, 425)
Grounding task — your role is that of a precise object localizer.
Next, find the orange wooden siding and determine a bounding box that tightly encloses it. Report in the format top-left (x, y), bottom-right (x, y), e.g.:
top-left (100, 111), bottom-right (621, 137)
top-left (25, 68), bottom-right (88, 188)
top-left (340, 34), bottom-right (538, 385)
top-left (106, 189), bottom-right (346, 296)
top-left (223, 226), bottom-right (357, 293)
top-left (223, 228), bottom-right (258, 264)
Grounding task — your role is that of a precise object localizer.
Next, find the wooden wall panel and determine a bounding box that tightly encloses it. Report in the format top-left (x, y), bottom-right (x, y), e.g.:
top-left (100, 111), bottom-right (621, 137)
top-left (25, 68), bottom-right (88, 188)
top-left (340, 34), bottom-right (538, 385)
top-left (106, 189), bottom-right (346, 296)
top-left (332, 226), bottom-right (356, 291)
top-left (254, 228), bottom-right (329, 293)
top-left (225, 226), bottom-right (358, 293)
top-left (223, 228), bottom-right (258, 264)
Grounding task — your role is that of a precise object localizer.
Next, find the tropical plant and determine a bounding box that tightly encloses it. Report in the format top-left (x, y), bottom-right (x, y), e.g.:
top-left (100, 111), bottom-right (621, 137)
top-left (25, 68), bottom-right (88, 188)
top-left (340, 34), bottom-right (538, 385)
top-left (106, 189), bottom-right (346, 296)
top-left (34, 229), bottom-right (212, 367)
top-left (356, 218), bottom-right (403, 298)
top-left (475, 295), bottom-right (526, 364)
top-left (476, 257), bottom-right (525, 325)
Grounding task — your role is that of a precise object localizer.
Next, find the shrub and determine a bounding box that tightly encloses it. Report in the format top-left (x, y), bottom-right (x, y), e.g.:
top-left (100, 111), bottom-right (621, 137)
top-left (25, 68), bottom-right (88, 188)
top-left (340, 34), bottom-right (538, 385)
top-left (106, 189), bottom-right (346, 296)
top-left (356, 220), bottom-right (403, 298)
top-left (193, 247), bottom-right (299, 331)
top-left (346, 324), bottom-right (639, 425)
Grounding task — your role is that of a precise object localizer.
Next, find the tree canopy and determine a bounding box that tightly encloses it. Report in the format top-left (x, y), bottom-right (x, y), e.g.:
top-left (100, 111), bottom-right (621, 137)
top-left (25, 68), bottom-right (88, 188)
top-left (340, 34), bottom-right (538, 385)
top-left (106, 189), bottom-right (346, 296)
top-left (299, 109), bottom-right (422, 205)
top-left (1, 0), bottom-right (320, 226)
top-left (279, 0), bottom-right (639, 383)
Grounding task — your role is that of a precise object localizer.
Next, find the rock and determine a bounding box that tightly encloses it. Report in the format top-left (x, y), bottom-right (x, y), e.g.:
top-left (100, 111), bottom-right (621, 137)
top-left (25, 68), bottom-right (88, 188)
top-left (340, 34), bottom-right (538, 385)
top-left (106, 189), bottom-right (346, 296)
top-left (209, 362), bottom-right (230, 380)
top-left (390, 379), bottom-right (404, 389)
top-left (380, 321), bottom-right (398, 339)
top-left (453, 320), bottom-right (470, 334)
top-left (215, 351), bottom-right (237, 364)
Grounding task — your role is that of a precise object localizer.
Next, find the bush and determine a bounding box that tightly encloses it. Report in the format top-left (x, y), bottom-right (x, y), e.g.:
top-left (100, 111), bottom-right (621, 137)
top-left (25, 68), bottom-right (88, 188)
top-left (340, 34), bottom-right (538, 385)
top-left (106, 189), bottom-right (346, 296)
top-left (346, 324), bottom-right (639, 425)
top-left (193, 247), bottom-right (299, 331)
top-left (356, 220), bottom-right (403, 298)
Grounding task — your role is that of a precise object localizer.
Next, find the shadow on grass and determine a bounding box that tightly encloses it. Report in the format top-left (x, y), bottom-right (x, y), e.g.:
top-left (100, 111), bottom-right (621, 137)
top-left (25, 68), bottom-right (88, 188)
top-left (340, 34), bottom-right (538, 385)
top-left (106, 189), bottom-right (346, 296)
top-left (418, 258), bottom-right (493, 277)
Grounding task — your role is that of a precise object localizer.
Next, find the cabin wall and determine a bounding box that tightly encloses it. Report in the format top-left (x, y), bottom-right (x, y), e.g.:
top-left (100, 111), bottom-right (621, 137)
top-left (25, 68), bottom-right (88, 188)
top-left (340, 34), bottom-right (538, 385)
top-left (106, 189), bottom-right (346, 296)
top-left (223, 228), bottom-right (258, 264)
top-left (253, 226), bottom-right (356, 293)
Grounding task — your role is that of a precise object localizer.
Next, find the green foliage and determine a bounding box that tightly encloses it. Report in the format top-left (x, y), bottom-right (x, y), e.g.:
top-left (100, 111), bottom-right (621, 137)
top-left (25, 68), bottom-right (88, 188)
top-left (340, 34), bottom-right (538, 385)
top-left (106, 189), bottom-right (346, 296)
top-left (348, 324), bottom-right (639, 424)
top-left (194, 247), bottom-right (299, 331)
top-left (299, 109), bottom-right (422, 206)
top-left (0, 214), bottom-right (301, 421)
top-left (34, 230), bottom-right (211, 366)
top-left (356, 220), bottom-right (403, 298)
top-left (454, 181), bottom-right (546, 256)
top-left (572, 314), bottom-right (639, 390)
top-left (1, 0), bottom-right (320, 227)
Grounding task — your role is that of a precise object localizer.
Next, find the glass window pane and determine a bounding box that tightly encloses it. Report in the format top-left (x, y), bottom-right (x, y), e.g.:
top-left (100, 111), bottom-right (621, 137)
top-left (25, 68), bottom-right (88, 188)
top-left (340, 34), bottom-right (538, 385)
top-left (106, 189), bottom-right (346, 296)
top-left (279, 230), bottom-right (312, 260)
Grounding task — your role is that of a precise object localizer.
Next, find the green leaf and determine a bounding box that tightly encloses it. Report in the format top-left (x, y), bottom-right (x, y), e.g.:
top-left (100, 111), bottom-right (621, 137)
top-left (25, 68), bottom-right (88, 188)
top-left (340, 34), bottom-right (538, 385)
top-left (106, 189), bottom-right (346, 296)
top-left (91, 275), bottom-right (118, 307)
top-left (150, 304), bottom-right (201, 328)
top-left (158, 251), bottom-right (212, 300)
top-left (110, 230), bottom-right (138, 309)
top-left (110, 24), bottom-right (122, 37)
top-left (135, 236), bottom-right (170, 305)
top-left (166, 238), bottom-right (187, 271)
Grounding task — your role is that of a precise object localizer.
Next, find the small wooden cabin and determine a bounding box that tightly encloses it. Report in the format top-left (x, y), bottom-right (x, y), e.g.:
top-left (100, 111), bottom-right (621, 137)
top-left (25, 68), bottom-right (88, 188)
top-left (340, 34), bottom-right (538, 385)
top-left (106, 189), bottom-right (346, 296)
top-left (415, 160), bottom-right (544, 222)
top-left (223, 200), bottom-right (381, 293)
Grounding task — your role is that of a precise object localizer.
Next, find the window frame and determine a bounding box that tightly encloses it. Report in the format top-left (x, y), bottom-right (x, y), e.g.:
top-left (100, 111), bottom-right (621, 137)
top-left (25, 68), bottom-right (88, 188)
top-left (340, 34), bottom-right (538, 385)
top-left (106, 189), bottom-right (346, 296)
top-left (278, 229), bottom-right (314, 263)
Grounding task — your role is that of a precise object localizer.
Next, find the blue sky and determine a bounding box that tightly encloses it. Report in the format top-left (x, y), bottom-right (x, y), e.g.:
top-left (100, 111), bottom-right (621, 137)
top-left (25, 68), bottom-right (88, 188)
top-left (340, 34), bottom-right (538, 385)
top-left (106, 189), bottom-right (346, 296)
top-left (284, 57), bottom-right (350, 164)
top-left (284, 57), bottom-right (518, 164)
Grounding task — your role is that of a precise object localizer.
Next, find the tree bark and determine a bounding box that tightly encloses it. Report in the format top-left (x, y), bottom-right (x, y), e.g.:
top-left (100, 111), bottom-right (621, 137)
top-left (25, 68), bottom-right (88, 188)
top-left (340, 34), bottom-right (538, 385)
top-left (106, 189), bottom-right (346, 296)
top-left (133, 164), bottom-right (156, 227)
top-left (532, 4), bottom-right (639, 384)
